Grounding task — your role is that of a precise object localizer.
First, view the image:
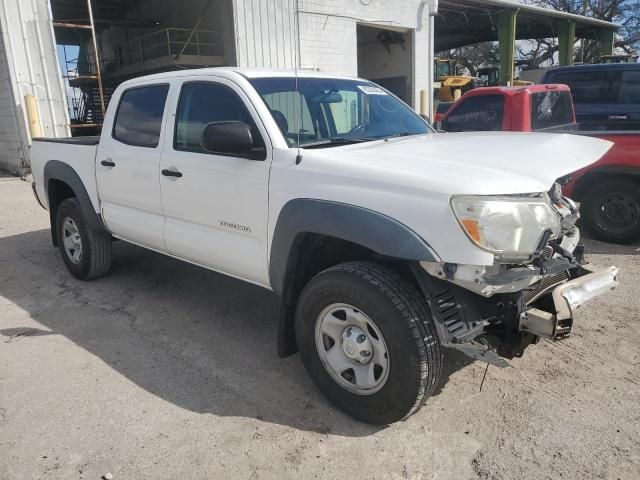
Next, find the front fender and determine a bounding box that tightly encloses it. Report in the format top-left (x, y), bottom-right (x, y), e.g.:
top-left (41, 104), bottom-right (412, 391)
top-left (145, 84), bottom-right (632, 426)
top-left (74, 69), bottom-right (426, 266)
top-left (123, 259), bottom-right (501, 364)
top-left (268, 198), bottom-right (440, 295)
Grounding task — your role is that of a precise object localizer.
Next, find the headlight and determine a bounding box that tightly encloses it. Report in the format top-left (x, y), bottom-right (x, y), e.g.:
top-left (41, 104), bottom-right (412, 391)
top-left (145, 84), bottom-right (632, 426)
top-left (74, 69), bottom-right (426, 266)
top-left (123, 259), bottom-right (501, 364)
top-left (451, 194), bottom-right (560, 261)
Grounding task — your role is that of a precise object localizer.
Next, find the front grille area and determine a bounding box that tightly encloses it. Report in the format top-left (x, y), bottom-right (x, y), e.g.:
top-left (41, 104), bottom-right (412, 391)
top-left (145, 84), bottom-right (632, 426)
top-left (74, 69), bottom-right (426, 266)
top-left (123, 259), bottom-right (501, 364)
top-left (540, 245), bottom-right (554, 260)
top-left (522, 271), bottom-right (569, 305)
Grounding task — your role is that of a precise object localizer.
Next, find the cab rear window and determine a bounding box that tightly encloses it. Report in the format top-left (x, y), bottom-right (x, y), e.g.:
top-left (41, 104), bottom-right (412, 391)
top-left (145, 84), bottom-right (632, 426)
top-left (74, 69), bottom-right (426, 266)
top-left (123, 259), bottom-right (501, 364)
top-left (530, 91), bottom-right (574, 131)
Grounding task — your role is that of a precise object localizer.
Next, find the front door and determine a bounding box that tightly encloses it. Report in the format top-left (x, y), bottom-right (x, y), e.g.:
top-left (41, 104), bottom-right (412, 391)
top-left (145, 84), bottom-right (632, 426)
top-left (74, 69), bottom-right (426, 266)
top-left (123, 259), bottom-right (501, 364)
top-left (159, 78), bottom-right (272, 285)
top-left (96, 83), bottom-right (171, 252)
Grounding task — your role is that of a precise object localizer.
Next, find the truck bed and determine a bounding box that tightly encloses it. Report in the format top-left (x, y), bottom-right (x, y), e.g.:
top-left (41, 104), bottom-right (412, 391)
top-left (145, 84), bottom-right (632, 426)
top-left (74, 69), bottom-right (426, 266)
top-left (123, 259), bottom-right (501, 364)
top-left (30, 136), bottom-right (101, 214)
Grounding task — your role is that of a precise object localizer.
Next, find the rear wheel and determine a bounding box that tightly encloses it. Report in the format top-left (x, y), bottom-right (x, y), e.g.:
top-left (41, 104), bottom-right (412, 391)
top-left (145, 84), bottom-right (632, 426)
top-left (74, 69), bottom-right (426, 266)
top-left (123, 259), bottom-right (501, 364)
top-left (295, 262), bottom-right (442, 424)
top-left (55, 198), bottom-right (112, 280)
top-left (581, 179), bottom-right (640, 244)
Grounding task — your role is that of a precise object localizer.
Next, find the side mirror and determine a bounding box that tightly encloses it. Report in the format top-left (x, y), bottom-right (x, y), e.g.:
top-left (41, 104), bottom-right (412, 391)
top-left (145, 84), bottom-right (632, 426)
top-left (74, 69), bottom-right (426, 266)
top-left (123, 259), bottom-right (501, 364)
top-left (201, 121), bottom-right (264, 159)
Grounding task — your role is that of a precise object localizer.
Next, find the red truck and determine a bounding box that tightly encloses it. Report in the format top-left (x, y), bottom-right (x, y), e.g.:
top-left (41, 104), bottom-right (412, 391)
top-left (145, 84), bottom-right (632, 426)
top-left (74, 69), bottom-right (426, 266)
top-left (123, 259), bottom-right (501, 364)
top-left (440, 84), bottom-right (640, 244)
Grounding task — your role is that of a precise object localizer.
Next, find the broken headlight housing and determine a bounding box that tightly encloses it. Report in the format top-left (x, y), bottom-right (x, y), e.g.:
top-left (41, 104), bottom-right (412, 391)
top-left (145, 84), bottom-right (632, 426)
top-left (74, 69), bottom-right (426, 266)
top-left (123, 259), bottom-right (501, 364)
top-left (451, 194), bottom-right (561, 262)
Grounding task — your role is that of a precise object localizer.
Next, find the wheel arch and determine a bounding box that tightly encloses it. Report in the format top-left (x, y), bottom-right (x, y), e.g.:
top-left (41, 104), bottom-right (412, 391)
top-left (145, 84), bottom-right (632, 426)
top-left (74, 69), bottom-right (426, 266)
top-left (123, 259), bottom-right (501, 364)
top-left (571, 166), bottom-right (640, 201)
top-left (44, 160), bottom-right (107, 246)
top-left (269, 199), bottom-right (439, 357)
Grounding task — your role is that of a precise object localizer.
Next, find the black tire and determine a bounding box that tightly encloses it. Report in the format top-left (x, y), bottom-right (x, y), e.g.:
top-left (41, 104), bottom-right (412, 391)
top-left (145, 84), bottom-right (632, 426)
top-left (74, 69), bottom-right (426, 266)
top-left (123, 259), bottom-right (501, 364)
top-left (55, 198), bottom-right (112, 280)
top-left (581, 178), bottom-right (640, 244)
top-left (295, 261), bottom-right (443, 424)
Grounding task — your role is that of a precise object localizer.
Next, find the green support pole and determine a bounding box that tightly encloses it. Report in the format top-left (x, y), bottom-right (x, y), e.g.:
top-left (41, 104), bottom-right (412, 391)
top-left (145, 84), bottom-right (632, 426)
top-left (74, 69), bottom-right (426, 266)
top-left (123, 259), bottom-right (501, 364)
top-left (497, 9), bottom-right (518, 85)
top-left (598, 28), bottom-right (615, 59)
top-left (558, 21), bottom-right (576, 66)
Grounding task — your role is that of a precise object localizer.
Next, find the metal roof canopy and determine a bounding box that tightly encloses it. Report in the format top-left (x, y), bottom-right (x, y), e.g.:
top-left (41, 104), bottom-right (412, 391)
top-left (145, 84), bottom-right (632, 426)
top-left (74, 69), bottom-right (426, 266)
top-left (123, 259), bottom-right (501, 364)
top-left (51, 0), bottom-right (144, 44)
top-left (51, 0), bottom-right (141, 22)
top-left (435, 0), bottom-right (619, 51)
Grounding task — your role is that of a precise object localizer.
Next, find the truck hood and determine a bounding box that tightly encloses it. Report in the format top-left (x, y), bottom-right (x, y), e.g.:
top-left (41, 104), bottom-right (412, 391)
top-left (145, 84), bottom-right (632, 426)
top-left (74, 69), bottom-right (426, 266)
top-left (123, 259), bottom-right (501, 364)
top-left (304, 132), bottom-right (613, 195)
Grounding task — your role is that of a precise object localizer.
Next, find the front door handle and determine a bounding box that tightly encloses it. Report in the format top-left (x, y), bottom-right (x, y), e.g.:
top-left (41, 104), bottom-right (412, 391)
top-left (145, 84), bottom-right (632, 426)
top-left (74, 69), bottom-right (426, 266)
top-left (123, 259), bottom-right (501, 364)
top-left (100, 159), bottom-right (116, 167)
top-left (161, 169), bottom-right (183, 178)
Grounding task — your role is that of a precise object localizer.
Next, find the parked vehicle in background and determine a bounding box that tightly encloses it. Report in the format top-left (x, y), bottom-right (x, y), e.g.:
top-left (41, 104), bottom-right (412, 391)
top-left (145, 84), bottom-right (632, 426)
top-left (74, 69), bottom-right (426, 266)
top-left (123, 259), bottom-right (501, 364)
top-left (541, 63), bottom-right (640, 130)
top-left (564, 129), bottom-right (640, 244)
top-left (440, 84), bottom-right (640, 244)
top-left (433, 101), bottom-right (454, 128)
top-left (30, 68), bottom-right (618, 424)
top-left (441, 84), bottom-right (576, 133)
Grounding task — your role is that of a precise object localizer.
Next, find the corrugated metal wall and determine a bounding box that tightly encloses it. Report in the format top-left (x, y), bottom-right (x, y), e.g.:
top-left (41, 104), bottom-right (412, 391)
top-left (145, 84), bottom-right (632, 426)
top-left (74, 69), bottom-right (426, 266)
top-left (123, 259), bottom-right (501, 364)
top-left (0, 0), bottom-right (69, 174)
top-left (232, 0), bottom-right (431, 109)
top-left (233, 0), bottom-right (297, 69)
top-left (0, 22), bottom-right (28, 174)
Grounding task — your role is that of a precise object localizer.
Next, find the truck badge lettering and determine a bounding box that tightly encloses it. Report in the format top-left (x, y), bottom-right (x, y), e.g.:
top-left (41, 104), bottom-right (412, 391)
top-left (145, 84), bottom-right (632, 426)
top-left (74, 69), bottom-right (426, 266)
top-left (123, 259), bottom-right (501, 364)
top-left (219, 220), bottom-right (252, 234)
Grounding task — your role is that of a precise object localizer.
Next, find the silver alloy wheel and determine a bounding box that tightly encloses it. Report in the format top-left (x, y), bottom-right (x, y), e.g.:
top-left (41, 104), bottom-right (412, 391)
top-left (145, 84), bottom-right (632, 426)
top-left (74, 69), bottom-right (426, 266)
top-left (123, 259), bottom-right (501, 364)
top-left (62, 217), bottom-right (83, 264)
top-left (315, 303), bottom-right (390, 395)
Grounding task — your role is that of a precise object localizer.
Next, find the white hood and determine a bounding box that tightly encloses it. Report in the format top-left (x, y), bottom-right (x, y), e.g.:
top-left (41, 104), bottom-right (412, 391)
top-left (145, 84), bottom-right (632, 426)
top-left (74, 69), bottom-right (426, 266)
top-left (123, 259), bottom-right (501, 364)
top-left (304, 131), bottom-right (613, 195)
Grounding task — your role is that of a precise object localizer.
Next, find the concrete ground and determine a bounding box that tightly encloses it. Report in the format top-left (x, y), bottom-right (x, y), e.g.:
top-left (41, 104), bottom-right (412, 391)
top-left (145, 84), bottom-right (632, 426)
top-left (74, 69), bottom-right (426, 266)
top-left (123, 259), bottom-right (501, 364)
top-left (0, 175), bottom-right (638, 480)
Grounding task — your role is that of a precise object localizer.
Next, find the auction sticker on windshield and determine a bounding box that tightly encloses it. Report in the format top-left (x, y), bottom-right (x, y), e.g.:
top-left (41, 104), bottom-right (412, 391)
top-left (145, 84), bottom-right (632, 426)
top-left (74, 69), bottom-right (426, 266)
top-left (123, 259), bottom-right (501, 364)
top-left (357, 85), bottom-right (388, 95)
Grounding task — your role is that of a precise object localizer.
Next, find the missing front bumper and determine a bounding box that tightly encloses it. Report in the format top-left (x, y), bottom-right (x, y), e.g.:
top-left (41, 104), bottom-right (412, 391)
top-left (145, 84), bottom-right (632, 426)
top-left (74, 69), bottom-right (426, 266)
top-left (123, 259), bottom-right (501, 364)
top-left (520, 265), bottom-right (619, 339)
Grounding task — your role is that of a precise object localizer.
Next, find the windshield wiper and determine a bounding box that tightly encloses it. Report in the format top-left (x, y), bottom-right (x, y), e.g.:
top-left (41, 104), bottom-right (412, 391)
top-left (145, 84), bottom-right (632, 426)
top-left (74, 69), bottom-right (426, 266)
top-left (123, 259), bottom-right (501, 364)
top-left (381, 132), bottom-right (416, 140)
top-left (302, 137), bottom-right (374, 149)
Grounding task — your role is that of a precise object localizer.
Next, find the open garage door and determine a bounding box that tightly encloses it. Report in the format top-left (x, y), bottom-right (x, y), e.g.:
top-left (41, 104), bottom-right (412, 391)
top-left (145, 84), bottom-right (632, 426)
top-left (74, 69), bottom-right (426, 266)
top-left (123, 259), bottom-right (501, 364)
top-left (357, 24), bottom-right (413, 104)
top-left (50, 0), bottom-right (236, 135)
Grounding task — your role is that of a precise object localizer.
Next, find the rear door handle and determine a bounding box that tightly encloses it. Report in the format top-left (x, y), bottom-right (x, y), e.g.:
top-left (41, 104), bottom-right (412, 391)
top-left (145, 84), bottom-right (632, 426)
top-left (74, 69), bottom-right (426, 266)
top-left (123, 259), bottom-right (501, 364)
top-left (608, 115), bottom-right (628, 120)
top-left (100, 159), bottom-right (115, 167)
top-left (161, 169), bottom-right (183, 178)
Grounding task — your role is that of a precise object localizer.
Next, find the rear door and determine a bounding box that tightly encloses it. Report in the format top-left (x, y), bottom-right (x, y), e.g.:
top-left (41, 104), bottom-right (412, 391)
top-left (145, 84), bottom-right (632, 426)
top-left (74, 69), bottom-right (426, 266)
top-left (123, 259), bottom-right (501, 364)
top-left (159, 77), bottom-right (272, 285)
top-left (608, 69), bottom-right (640, 129)
top-left (96, 82), bottom-right (171, 252)
top-left (550, 70), bottom-right (612, 129)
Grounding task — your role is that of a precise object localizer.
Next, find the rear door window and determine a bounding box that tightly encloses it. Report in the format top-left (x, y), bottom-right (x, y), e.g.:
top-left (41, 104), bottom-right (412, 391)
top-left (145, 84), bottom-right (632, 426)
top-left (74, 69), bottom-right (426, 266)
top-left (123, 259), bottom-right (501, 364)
top-left (441, 95), bottom-right (504, 132)
top-left (530, 91), bottom-right (574, 130)
top-left (112, 85), bottom-right (169, 147)
top-left (552, 71), bottom-right (611, 104)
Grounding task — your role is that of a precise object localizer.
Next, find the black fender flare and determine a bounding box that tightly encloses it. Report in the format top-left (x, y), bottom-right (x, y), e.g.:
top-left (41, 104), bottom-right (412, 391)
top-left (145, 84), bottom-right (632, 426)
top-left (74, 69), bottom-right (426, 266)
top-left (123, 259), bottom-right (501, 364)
top-left (269, 199), bottom-right (439, 295)
top-left (43, 160), bottom-right (108, 245)
top-left (269, 199), bottom-right (439, 357)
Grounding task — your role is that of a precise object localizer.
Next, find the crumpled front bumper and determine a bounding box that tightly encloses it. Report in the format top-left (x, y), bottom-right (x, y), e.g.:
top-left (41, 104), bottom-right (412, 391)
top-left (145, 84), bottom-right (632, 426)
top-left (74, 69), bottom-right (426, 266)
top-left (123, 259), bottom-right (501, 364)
top-left (520, 265), bottom-right (619, 339)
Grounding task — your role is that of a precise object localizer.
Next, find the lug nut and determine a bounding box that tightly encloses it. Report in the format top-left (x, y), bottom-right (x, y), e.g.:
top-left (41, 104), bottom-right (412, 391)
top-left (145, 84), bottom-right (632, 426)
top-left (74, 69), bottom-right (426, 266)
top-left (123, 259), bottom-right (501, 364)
top-left (356, 334), bottom-right (366, 343)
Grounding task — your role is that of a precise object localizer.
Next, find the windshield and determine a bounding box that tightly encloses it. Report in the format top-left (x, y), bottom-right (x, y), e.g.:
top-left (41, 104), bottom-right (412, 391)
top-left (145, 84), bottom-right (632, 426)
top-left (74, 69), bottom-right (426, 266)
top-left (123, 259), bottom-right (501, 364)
top-left (249, 77), bottom-right (430, 148)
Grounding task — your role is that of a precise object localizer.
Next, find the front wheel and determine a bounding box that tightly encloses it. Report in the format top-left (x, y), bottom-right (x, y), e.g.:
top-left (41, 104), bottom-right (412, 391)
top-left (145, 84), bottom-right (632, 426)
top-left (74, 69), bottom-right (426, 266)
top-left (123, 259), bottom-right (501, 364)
top-left (295, 262), bottom-right (443, 424)
top-left (581, 179), bottom-right (640, 244)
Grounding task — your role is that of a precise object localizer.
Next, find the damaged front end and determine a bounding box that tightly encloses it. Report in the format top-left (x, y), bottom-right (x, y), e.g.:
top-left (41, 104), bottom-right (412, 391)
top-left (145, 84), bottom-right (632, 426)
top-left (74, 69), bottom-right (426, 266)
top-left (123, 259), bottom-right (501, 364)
top-left (415, 187), bottom-right (619, 367)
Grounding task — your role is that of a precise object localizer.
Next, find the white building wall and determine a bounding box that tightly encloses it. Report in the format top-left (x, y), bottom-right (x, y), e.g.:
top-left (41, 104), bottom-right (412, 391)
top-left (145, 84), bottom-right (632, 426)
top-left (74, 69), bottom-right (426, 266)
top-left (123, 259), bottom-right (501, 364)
top-left (0, 0), bottom-right (69, 173)
top-left (232, 0), bottom-right (431, 109)
top-left (0, 23), bottom-right (28, 174)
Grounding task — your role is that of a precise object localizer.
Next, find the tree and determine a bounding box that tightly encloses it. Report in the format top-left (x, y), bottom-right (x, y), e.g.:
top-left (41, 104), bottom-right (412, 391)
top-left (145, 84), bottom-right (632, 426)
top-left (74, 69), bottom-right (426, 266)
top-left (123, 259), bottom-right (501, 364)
top-left (439, 43), bottom-right (500, 76)
top-left (520, 0), bottom-right (640, 68)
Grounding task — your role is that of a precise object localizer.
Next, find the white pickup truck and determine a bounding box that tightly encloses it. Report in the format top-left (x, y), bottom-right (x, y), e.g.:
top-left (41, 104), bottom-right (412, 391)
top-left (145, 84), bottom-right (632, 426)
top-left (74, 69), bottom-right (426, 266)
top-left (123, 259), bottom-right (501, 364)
top-left (31, 68), bottom-right (618, 424)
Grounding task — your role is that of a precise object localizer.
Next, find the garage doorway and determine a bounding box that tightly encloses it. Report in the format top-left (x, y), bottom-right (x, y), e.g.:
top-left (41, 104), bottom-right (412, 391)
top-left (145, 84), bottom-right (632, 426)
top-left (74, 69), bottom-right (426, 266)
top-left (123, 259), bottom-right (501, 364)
top-left (357, 24), bottom-right (413, 105)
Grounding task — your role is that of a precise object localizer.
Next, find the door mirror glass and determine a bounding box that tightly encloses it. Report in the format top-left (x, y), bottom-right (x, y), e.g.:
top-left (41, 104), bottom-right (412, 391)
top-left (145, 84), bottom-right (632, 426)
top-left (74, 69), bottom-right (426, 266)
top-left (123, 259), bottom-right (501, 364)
top-left (201, 121), bottom-right (261, 158)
